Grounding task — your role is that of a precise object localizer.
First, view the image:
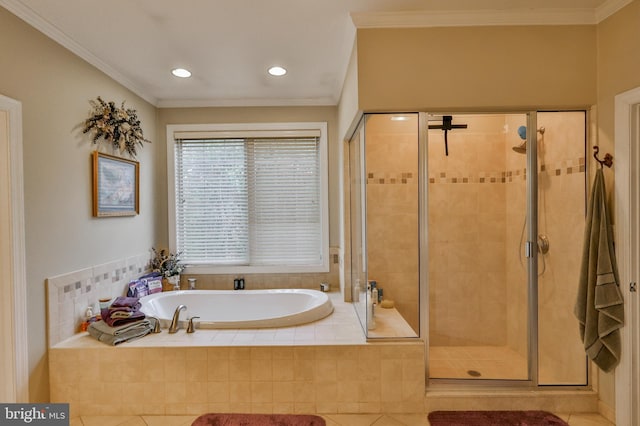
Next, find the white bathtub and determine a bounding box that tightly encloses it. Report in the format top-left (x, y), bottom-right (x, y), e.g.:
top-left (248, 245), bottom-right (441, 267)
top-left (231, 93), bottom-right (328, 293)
top-left (139, 289), bottom-right (334, 329)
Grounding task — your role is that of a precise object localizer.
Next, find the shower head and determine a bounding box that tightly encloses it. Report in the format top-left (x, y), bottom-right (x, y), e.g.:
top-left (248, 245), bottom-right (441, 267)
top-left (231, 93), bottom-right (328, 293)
top-left (513, 142), bottom-right (527, 154)
top-left (512, 125), bottom-right (545, 154)
top-left (513, 125), bottom-right (528, 153)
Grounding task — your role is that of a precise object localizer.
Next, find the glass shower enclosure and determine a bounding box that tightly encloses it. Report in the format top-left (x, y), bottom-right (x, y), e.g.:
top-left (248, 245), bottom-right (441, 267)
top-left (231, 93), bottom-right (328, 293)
top-left (347, 111), bottom-right (589, 385)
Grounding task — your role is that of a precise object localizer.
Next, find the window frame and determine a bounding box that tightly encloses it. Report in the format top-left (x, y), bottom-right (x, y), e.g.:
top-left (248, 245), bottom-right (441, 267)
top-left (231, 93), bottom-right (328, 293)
top-left (166, 122), bottom-right (329, 275)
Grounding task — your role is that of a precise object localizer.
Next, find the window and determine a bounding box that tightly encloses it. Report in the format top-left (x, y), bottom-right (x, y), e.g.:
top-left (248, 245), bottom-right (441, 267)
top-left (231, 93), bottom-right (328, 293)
top-left (167, 122), bottom-right (329, 274)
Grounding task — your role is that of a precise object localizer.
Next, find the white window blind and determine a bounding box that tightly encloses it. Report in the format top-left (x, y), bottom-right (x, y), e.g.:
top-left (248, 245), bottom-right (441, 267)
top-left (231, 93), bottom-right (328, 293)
top-left (173, 132), bottom-right (325, 271)
top-left (175, 139), bottom-right (249, 264)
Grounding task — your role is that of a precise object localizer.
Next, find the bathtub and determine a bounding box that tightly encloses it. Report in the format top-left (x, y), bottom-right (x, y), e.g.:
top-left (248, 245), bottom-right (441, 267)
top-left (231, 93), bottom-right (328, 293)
top-left (139, 289), bottom-right (334, 329)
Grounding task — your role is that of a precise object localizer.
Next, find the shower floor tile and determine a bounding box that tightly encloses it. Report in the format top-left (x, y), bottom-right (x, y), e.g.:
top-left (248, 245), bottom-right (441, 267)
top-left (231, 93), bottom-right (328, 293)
top-left (429, 345), bottom-right (528, 380)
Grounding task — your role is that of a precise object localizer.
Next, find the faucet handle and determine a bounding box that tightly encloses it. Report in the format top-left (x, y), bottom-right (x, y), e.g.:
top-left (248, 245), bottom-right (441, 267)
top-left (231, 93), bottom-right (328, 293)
top-left (149, 317), bottom-right (161, 333)
top-left (187, 316), bottom-right (200, 333)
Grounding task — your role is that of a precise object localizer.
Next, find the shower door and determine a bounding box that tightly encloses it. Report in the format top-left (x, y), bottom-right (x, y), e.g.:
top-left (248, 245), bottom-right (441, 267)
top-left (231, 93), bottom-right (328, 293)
top-left (427, 113), bottom-right (530, 381)
top-left (427, 111), bottom-right (588, 385)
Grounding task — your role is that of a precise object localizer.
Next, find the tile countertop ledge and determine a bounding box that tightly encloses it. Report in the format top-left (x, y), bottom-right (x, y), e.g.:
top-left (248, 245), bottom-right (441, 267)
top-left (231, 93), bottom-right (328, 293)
top-left (51, 292), bottom-right (425, 349)
top-left (52, 292), bottom-right (428, 349)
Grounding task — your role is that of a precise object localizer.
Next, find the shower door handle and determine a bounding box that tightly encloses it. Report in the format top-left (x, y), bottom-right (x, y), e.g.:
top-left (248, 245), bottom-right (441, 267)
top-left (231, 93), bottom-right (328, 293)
top-left (525, 241), bottom-right (534, 258)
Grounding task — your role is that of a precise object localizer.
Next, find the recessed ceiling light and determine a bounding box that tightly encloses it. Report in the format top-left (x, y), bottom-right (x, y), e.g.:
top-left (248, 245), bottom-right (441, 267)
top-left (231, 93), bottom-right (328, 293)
top-left (268, 66), bottom-right (287, 76)
top-left (391, 115), bottom-right (409, 121)
top-left (171, 68), bottom-right (192, 78)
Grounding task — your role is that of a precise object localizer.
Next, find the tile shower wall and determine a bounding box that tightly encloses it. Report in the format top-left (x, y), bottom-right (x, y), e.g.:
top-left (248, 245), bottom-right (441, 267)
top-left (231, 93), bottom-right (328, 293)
top-left (46, 253), bottom-right (150, 347)
top-left (365, 115), bottom-right (420, 333)
top-left (428, 115), bottom-right (509, 346)
top-left (533, 112), bottom-right (587, 384)
top-left (504, 112), bottom-right (588, 385)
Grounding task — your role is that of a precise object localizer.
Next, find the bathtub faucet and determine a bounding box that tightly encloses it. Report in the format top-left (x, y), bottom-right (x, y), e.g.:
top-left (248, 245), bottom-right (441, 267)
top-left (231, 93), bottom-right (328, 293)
top-left (168, 304), bottom-right (187, 333)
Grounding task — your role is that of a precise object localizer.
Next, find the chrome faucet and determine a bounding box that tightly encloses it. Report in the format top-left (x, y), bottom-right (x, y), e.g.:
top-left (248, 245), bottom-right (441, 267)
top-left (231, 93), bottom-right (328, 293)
top-left (168, 305), bottom-right (187, 333)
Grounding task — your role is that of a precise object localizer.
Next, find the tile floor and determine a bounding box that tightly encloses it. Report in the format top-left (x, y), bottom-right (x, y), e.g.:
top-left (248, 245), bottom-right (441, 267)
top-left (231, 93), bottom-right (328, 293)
top-left (70, 412), bottom-right (614, 425)
top-left (429, 345), bottom-right (528, 380)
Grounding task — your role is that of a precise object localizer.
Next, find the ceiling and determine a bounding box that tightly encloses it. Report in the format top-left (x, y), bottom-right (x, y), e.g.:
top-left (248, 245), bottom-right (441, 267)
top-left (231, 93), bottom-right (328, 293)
top-left (1, 0), bottom-right (621, 107)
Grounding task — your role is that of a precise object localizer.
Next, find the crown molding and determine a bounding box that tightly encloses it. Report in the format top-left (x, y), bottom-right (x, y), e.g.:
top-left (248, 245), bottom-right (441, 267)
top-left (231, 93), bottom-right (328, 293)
top-left (351, 8), bottom-right (600, 28)
top-left (595, 0), bottom-right (633, 22)
top-left (0, 0), bottom-right (158, 106)
top-left (3, 0), bottom-right (632, 109)
top-left (157, 95), bottom-right (339, 109)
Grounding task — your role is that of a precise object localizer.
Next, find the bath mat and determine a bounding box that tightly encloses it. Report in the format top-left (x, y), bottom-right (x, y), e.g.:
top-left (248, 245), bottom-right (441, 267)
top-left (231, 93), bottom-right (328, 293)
top-left (192, 413), bottom-right (326, 426)
top-left (427, 410), bottom-right (568, 425)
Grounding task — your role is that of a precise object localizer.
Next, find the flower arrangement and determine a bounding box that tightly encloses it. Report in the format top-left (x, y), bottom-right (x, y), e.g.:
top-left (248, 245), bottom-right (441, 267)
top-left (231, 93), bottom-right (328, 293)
top-left (150, 247), bottom-right (184, 278)
top-left (83, 96), bottom-right (151, 157)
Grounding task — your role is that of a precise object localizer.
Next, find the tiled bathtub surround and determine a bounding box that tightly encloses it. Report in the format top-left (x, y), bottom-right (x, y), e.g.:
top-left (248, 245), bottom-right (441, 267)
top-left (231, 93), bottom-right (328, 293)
top-left (46, 253), bottom-right (150, 346)
top-left (46, 247), bottom-right (342, 347)
top-left (50, 342), bottom-right (425, 417)
top-left (49, 294), bottom-right (425, 417)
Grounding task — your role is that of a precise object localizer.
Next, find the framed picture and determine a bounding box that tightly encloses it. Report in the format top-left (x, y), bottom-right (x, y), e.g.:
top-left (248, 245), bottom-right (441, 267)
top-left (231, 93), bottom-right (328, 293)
top-left (92, 151), bottom-right (139, 217)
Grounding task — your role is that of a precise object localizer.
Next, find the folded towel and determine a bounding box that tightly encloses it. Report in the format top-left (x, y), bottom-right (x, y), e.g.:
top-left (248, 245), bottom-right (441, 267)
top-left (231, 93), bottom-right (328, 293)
top-left (574, 169), bottom-right (624, 372)
top-left (110, 311), bottom-right (135, 319)
top-left (89, 317), bottom-right (154, 336)
top-left (87, 318), bottom-right (157, 346)
top-left (110, 296), bottom-right (141, 310)
top-left (103, 309), bottom-right (146, 327)
top-left (99, 296), bottom-right (145, 327)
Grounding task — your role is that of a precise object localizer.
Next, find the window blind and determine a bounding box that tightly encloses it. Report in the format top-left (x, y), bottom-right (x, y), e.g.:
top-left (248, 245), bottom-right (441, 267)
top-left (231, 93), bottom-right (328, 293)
top-left (174, 136), bottom-right (322, 267)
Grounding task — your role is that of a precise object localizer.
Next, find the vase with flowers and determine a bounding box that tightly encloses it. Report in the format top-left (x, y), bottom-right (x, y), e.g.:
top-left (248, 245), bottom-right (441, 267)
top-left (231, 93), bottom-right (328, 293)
top-left (150, 247), bottom-right (184, 291)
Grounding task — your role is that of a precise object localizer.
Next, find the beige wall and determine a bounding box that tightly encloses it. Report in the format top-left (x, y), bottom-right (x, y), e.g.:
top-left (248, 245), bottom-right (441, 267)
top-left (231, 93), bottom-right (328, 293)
top-left (596, 0), bottom-right (640, 157)
top-left (595, 0), bottom-right (640, 412)
top-left (156, 106), bottom-right (340, 250)
top-left (356, 25), bottom-right (597, 112)
top-left (337, 42), bottom-right (360, 142)
top-left (0, 8), bottom-right (159, 402)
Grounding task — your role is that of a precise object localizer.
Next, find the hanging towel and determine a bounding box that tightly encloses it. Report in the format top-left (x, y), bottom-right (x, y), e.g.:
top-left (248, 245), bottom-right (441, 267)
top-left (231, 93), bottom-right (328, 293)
top-left (574, 168), bottom-right (624, 372)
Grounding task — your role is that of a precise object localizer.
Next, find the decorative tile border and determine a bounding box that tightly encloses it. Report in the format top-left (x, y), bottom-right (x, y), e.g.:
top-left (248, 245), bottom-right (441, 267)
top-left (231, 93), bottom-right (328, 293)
top-left (46, 253), bottom-right (150, 347)
top-left (367, 172), bottom-right (415, 185)
top-left (428, 157), bottom-right (585, 184)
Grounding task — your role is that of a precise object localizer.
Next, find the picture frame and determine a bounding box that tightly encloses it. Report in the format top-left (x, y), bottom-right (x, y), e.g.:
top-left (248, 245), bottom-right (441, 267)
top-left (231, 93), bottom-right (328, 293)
top-left (92, 151), bottom-right (139, 217)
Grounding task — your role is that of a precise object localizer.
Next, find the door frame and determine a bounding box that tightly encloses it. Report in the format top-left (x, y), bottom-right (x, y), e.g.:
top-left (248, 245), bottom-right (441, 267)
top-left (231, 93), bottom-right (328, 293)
top-left (614, 86), bottom-right (640, 426)
top-left (0, 94), bottom-right (29, 402)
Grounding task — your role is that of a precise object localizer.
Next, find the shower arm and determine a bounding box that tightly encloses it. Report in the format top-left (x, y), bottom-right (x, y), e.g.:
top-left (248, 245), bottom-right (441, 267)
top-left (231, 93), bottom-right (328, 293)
top-left (428, 115), bottom-right (467, 156)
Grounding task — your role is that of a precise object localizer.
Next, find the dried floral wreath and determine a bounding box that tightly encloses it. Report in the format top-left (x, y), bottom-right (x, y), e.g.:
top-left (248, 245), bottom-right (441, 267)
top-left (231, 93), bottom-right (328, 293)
top-left (83, 96), bottom-right (151, 157)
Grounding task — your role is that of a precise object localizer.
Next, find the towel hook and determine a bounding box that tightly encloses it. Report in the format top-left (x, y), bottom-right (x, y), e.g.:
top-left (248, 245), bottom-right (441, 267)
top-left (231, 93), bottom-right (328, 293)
top-left (593, 146), bottom-right (613, 168)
